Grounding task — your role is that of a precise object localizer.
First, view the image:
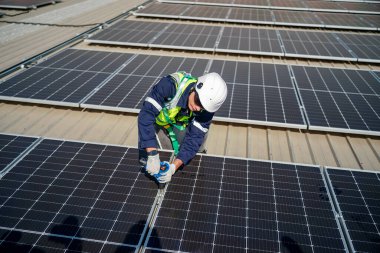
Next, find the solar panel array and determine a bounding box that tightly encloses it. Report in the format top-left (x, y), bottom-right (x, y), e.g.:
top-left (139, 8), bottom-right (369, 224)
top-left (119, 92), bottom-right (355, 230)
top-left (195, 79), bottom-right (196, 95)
top-left (134, 3), bottom-right (380, 31)
top-left (326, 168), bottom-right (380, 252)
top-left (0, 0), bottom-right (61, 9)
top-left (0, 135), bottom-right (173, 252)
top-left (158, 0), bottom-right (380, 14)
top-left (86, 20), bottom-right (380, 63)
top-left (12, 133), bottom-right (380, 253)
top-left (1, 48), bottom-right (380, 135)
top-left (144, 155), bottom-right (348, 252)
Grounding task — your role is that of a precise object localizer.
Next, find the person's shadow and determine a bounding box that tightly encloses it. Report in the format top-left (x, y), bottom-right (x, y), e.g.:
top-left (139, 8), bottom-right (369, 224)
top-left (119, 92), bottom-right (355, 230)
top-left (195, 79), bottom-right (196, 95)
top-left (113, 219), bottom-right (162, 252)
top-left (0, 230), bottom-right (45, 253)
top-left (281, 236), bottom-right (304, 253)
top-left (48, 216), bottom-right (82, 252)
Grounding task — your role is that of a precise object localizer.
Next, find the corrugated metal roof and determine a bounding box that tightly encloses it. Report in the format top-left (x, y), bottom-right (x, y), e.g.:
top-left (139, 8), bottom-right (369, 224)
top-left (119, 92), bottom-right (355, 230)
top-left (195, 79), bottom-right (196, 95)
top-left (1, 102), bottom-right (379, 171)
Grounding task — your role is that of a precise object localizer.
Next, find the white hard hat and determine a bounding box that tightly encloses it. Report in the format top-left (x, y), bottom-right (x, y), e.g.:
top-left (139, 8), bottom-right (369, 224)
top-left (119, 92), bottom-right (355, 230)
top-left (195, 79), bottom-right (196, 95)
top-left (195, 72), bottom-right (227, 113)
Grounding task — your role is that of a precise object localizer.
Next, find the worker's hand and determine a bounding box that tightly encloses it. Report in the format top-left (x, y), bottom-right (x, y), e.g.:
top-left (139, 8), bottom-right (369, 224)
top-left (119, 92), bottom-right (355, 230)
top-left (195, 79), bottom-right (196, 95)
top-left (146, 153), bottom-right (160, 176)
top-left (158, 162), bottom-right (176, 183)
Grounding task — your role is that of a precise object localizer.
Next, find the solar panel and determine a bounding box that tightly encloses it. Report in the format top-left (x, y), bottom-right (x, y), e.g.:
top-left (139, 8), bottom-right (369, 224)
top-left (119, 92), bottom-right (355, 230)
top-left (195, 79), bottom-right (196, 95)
top-left (280, 30), bottom-right (356, 61)
top-left (292, 66), bottom-right (380, 135)
top-left (0, 49), bottom-right (133, 107)
top-left (317, 12), bottom-right (379, 30)
top-left (336, 33), bottom-right (380, 63)
top-left (229, 7), bottom-right (274, 24)
top-left (0, 138), bottom-right (173, 252)
top-left (0, 0), bottom-right (60, 9)
top-left (338, 1), bottom-right (380, 13)
top-left (144, 156), bottom-right (348, 252)
top-left (216, 27), bottom-right (283, 56)
top-left (135, 2), bottom-right (379, 30)
top-left (88, 20), bottom-right (170, 47)
top-left (88, 20), bottom-right (219, 52)
top-left (151, 23), bottom-right (220, 51)
top-left (0, 134), bottom-right (38, 175)
top-left (273, 10), bottom-right (324, 27)
top-left (326, 168), bottom-right (380, 252)
top-left (208, 60), bottom-right (306, 128)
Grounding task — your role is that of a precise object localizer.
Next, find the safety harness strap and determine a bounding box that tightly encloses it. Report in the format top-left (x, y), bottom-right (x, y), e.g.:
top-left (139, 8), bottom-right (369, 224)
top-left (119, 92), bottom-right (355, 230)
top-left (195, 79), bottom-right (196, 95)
top-left (164, 125), bottom-right (180, 155)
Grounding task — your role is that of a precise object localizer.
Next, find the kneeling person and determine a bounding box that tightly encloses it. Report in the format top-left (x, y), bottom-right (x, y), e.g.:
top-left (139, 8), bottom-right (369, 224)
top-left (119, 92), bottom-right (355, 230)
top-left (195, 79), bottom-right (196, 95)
top-left (138, 71), bottom-right (227, 183)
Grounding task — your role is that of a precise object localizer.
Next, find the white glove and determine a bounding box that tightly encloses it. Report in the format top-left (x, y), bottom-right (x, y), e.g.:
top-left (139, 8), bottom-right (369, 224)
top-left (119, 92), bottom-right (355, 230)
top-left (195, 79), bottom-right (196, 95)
top-left (146, 154), bottom-right (160, 176)
top-left (158, 163), bottom-right (176, 183)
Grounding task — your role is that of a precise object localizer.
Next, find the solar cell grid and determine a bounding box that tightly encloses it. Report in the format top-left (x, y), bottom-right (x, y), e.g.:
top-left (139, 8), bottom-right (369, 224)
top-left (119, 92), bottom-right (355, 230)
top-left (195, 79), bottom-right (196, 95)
top-left (326, 168), bottom-right (380, 252)
top-left (273, 10), bottom-right (323, 26)
top-left (280, 30), bottom-right (355, 61)
top-left (160, 0), bottom-right (380, 14)
top-left (0, 134), bottom-right (37, 175)
top-left (151, 23), bottom-right (220, 51)
top-left (0, 139), bottom-right (172, 252)
top-left (317, 13), bottom-right (378, 30)
top-left (183, 5), bottom-right (230, 20)
top-left (89, 20), bottom-right (170, 46)
top-left (336, 33), bottom-right (380, 63)
top-left (208, 60), bottom-right (305, 127)
top-left (137, 2), bottom-right (379, 30)
top-left (0, 49), bottom-right (133, 106)
top-left (216, 27), bottom-right (283, 55)
top-left (292, 66), bottom-right (380, 134)
top-left (228, 7), bottom-right (274, 23)
top-left (145, 156), bottom-right (347, 252)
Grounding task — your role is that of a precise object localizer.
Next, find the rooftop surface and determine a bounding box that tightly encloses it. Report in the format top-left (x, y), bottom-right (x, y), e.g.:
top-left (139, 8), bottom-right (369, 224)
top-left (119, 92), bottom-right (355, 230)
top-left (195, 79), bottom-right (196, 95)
top-left (0, 0), bottom-right (380, 252)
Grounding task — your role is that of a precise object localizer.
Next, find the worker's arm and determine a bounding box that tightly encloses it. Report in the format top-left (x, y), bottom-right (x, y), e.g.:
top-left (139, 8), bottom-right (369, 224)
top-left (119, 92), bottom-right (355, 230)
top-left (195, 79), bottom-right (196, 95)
top-left (138, 76), bottom-right (176, 151)
top-left (176, 111), bottom-right (214, 165)
top-left (158, 113), bottom-right (213, 183)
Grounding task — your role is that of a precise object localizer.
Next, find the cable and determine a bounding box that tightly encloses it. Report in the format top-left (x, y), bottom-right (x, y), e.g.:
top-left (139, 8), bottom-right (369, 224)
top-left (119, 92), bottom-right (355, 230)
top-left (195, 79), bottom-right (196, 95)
top-left (0, 20), bottom-right (102, 27)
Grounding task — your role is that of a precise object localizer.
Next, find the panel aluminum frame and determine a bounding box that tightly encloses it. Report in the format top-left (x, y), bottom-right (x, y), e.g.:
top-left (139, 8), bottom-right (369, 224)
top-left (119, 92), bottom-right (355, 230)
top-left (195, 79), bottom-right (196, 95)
top-left (0, 0), bottom-right (60, 9)
top-left (0, 136), bottom-right (173, 252)
top-left (84, 39), bottom-right (150, 48)
top-left (324, 166), bottom-right (380, 253)
top-left (0, 133), bottom-right (41, 178)
top-left (142, 153), bottom-right (350, 253)
top-left (0, 95), bottom-right (80, 108)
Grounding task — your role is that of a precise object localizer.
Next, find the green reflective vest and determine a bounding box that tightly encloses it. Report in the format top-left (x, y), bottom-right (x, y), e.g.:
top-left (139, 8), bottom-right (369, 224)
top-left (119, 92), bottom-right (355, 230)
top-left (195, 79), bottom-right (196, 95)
top-left (155, 71), bottom-right (198, 130)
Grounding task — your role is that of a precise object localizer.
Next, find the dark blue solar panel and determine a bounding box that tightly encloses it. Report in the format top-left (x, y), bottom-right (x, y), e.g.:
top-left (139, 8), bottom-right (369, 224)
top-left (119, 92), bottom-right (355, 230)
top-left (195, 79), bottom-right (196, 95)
top-left (0, 49), bottom-right (133, 106)
top-left (326, 168), bottom-right (380, 252)
top-left (0, 138), bottom-right (172, 252)
top-left (0, 134), bottom-right (37, 174)
top-left (144, 156), bottom-right (347, 252)
top-left (293, 66), bottom-right (380, 135)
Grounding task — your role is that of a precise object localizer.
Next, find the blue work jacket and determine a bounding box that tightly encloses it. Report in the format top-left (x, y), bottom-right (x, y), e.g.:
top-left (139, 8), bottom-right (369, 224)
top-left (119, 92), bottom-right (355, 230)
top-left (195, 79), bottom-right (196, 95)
top-left (138, 75), bottom-right (214, 164)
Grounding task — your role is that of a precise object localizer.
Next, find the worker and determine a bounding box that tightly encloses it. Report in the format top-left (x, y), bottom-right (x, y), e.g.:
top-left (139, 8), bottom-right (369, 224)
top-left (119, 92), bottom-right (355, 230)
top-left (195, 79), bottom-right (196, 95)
top-left (138, 71), bottom-right (228, 183)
